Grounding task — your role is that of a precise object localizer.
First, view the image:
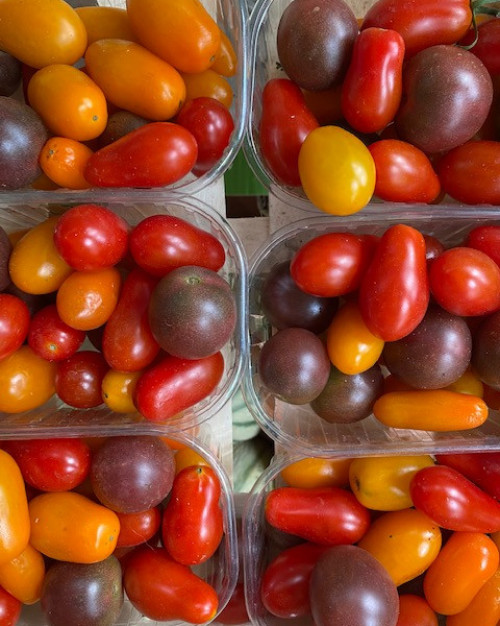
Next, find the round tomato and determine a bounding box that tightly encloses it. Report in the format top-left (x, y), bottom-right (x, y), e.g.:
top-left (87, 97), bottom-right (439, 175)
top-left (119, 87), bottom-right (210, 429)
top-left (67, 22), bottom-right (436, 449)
top-left (298, 125), bottom-right (376, 215)
top-left (0, 294), bottom-right (30, 361)
top-left (115, 507), bottom-right (161, 548)
top-left (28, 304), bottom-right (85, 361)
top-left (27, 64), bottom-right (108, 141)
top-left (181, 70), bottom-right (233, 109)
top-left (0, 585), bottom-right (21, 626)
top-left (53, 204), bottom-right (129, 271)
top-left (176, 97), bottom-right (234, 177)
top-left (38, 137), bottom-right (93, 190)
top-left (465, 224), bottom-right (500, 266)
top-left (55, 350), bottom-right (109, 409)
top-left (397, 594), bottom-right (438, 626)
top-left (429, 246), bottom-right (500, 316)
top-left (101, 369), bottom-right (142, 414)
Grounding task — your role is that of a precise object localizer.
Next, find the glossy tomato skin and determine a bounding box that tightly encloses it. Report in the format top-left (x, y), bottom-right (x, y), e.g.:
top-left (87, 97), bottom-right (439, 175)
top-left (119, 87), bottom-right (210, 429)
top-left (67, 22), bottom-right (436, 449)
top-left (397, 594), bottom-right (438, 626)
top-left (359, 224), bottom-right (429, 341)
top-left (361, 0), bottom-right (472, 56)
top-left (0, 586), bottom-right (21, 626)
top-left (0, 294), bottom-right (30, 360)
top-left (115, 507), bottom-right (161, 548)
top-left (0, 449), bottom-right (30, 566)
top-left (216, 582), bottom-right (249, 625)
top-left (123, 545), bottom-right (219, 623)
top-left (435, 451), bottom-right (500, 501)
top-left (259, 78), bottom-right (319, 187)
top-left (84, 122), bottom-right (198, 188)
top-left (102, 268), bottom-right (160, 372)
top-left (265, 485), bottom-right (371, 545)
top-left (162, 465), bottom-right (223, 565)
top-left (341, 27), bottom-right (405, 133)
top-left (465, 224), bottom-right (500, 266)
top-left (466, 18), bottom-right (500, 76)
top-left (53, 204), bottom-right (129, 270)
top-left (261, 542), bottom-right (329, 618)
top-left (3, 438), bottom-right (91, 492)
top-left (176, 97), bottom-right (235, 177)
top-left (55, 350), bottom-right (109, 409)
top-left (133, 351), bottom-right (224, 422)
top-left (129, 214), bottom-right (225, 277)
top-left (410, 464), bottom-right (500, 533)
top-left (28, 304), bottom-right (85, 362)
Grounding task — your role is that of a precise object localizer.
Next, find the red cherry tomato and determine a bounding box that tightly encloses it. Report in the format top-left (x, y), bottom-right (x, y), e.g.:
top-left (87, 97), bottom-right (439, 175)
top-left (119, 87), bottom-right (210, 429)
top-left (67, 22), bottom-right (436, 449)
top-left (435, 451), bottom-right (500, 501)
top-left (28, 304), bottom-right (86, 361)
top-left (359, 223), bottom-right (429, 341)
top-left (341, 27), bottom-right (405, 133)
top-left (53, 203), bottom-right (129, 270)
top-left (115, 507), bottom-right (162, 548)
top-left (429, 246), bottom-right (500, 316)
top-left (216, 582), bottom-right (249, 625)
top-left (465, 224), bottom-right (500, 267)
top-left (3, 438), bottom-right (91, 492)
top-left (0, 585), bottom-right (21, 626)
top-left (0, 294), bottom-right (30, 361)
top-left (463, 18), bottom-right (500, 76)
top-left (259, 78), bottom-right (319, 187)
top-left (176, 97), bottom-right (234, 177)
top-left (55, 350), bottom-right (109, 409)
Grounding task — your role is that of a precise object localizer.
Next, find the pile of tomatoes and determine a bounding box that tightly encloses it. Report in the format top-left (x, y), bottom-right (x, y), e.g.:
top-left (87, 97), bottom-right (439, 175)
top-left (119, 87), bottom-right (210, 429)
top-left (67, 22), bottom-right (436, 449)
top-left (258, 0), bottom-right (500, 215)
top-left (0, 203), bottom-right (237, 422)
top-left (0, 0), bottom-right (237, 190)
top-left (253, 451), bottom-right (500, 625)
top-left (0, 434), bottom-right (229, 626)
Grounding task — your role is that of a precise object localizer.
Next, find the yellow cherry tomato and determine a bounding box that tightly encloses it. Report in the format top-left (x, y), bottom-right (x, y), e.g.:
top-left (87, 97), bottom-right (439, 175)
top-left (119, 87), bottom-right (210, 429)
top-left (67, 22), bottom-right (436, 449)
top-left (280, 457), bottom-right (352, 489)
top-left (326, 299), bottom-right (385, 375)
top-left (211, 29), bottom-right (237, 77)
top-left (28, 64), bottom-right (108, 141)
top-left (85, 39), bottom-right (186, 121)
top-left (298, 125), bottom-right (376, 215)
top-left (446, 367), bottom-right (484, 397)
top-left (358, 508), bottom-right (442, 586)
top-left (0, 543), bottom-right (45, 604)
top-left (29, 491), bottom-right (120, 564)
top-left (349, 455), bottom-right (435, 511)
top-left (75, 6), bottom-right (136, 45)
top-left (174, 447), bottom-right (210, 474)
top-left (0, 0), bottom-right (87, 69)
top-left (101, 369), bottom-right (142, 413)
top-left (8, 217), bottom-right (73, 295)
top-left (0, 450), bottom-right (30, 566)
top-left (0, 346), bottom-right (57, 414)
top-left (181, 69), bottom-right (233, 109)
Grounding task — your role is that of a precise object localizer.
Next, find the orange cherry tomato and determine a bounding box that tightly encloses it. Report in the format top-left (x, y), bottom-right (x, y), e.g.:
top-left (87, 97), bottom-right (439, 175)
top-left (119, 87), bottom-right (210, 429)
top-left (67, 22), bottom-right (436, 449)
top-left (280, 457), bottom-right (352, 489)
top-left (446, 565), bottom-right (500, 626)
top-left (0, 0), bottom-right (87, 68)
top-left (0, 346), bottom-right (56, 413)
top-left (101, 369), bottom-right (141, 414)
top-left (75, 6), bottom-right (136, 45)
top-left (358, 508), bottom-right (442, 586)
top-left (211, 29), bottom-right (237, 77)
top-left (326, 298), bottom-right (385, 375)
top-left (397, 594), bottom-right (438, 626)
top-left (0, 450), bottom-right (30, 566)
top-left (126, 0), bottom-right (221, 74)
top-left (181, 69), bottom-right (233, 109)
top-left (29, 491), bottom-right (120, 563)
top-left (56, 266), bottom-right (121, 331)
top-left (8, 217), bottom-right (73, 295)
top-left (174, 447), bottom-right (209, 474)
top-left (85, 39), bottom-right (186, 121)
top-left (423, 531), bottom-right (499, 615)
top-left (28, 64), bottom-right (108, 141)
top-left (39, 137), bottom-right (94, 190)
top-left (0, 543), bottom-right (45, 604)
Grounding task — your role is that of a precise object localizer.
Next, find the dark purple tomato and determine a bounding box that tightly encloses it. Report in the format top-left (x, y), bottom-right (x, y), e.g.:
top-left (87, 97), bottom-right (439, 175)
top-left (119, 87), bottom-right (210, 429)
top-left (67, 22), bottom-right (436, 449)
top-left (261, 261), bottom-right (338, 333)
top-left (0, 224), bottom-right (11, 291)
top-left (471, 309), bottom-right (500, 390)
top-left (55, 350), bottom-right (109, 408)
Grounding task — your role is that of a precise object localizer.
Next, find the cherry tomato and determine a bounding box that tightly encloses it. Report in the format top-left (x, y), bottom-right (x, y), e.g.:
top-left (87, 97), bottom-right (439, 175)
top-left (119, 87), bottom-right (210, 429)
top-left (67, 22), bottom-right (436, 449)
top-left (216, 582), bottom-right (249, 625)
top-left (465, 224), bottom-right (500, 267)
top-left (28, 64), bottom-right (108, 141)
top-left (0, 0), bottom-right (87, 68)
top-left (410, 464), bottom-right (500, 533)
top-left (28, 304), bottom-right (85, 361)
top-left (123, 545), bottom-right (219, 623)
top-left (397, 594), bottom-right (438, 626)
top-left (101, 369), bottom-right (142, 414)
top-left (361, 0), bottom-right (473, 56)
top-left (429, 246), bottom-right (500, 316)
top-left (280, 457), bottom-right (352, 489)
top-left (56, 266), bottom-right (121, 331)
top-left (357, 508), bottom-right (442, 586)
top-left (55, 350), bottom-right (109, 409)
top-left (75, 6), bottom-right (136, 45)
top-left (126, 0), bottom-right (221, 74)
top-left (446, 565), bottom-right (500, 626)
top-left (302, 84), bottom-right (343, 126)
top-left (0, 543), bottom-right (45, 605)
top-left (466, 18), bottom-right (500, 76)
top-left (369, 139), bottom-right (441, 203)
top-left (435, 451), bottom-right (500, 500)
top-left (133, 352), bottom-right (224, 422)
top-left (85, 39), bottom-right (186, 121)
top-left (437, 140), bottom-right (500, 205)
top-left (38, 137), bottom-right (93, 190)
top-left (173, 447), bottom-right (209, 474)
top-left (84, 122), bottom-right (198, 188)
top-left (129, 214), bottom-right (225, 277)
top-left (259, 78), bottom-right (319, 187)
top-left (423, 531), bottom-right (499, 615)
top-left (115, 507), bottom-right (161, 548)
top-left (53, 204), bottom-right (129, 270)
top-left (265, 485), bottom-right (371, 545)
top-left (3, 437), bottom-right (91, 492)
top-left (176, 97), bottom-right (235, 177)
top-left (359, 223), bottom-right (429, 341)
top-left (162, 465), bottom-right (223, 565)
top-left (8, 217), bottom-right (72, 295)
top-left (341, 27), bottom-right (405, 133)
top-left (211, 28), bottom-right (238, 78)
top-left (0, 450), bottom-right (30, 566)
top-left (298, 125), bottom-right (376, 215)
top-left (182, 70), bottom-right (233, 109)
top-left (0, 345), bottom-right (56, 413)
top-left (0, 586), bottom-right (21, 626)
top-left (260, 542), bottom-right (329, 618)
top-left (0, 294), bottom-right (30, 361)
